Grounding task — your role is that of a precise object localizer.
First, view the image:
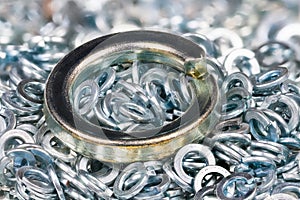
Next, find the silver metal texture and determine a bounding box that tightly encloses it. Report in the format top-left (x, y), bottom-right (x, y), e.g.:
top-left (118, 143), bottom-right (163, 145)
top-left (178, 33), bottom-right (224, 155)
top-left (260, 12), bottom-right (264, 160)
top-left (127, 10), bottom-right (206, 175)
top-left (0, 1), bottom-right (300, 199)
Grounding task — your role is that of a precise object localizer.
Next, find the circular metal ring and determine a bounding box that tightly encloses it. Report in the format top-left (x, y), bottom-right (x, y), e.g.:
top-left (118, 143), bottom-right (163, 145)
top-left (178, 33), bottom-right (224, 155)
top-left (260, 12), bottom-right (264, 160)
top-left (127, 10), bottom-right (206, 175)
top-left (173, 144), bottom-right (215, 185)
top-left (16, 79), bottom-right (45, 105)
top-left (194, 165), bottom-right (231, 193)
top-left (44, 30), bottom-right (218, 163)
top-left (0, 129), bottom-right (35, 158)
top-left (253, 67), bottom-right (289, 91)
top-left (216, 172), bottom-right (256, 200)
top-left (113, 162), bottom-right (148, 199)
top-left (75, 156), bottom-right (120, 185)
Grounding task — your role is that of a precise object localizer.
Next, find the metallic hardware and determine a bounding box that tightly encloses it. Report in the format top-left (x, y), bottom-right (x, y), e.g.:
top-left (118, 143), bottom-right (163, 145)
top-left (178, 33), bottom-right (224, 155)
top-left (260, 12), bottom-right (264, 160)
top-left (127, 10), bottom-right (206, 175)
top-left (254, 41), bottom-right (295, 69)
top-left (15, 166), bottom-right (56, 199)
top-left (223, 48), bottom-right (260, 76)
top-left (0, 1), bottom-right (300, 199)
top-left (163, 158), bottom-right (193, 193)
top-left (0, 129), bottom-right (35, 157)
top-left (245, 108), bottom-right (280, 142)
top-left (252, 67), bottom-right (289, 94)
top-left (173, 144), bottom-right (215, 185)
top-left (216, 172), bottom-right (256, 200)
top-left (44, 30), bottom-right (218, 163)
top-left (194, 165), bottom-right (231, 193)
top-left (113, 162), bottom-right (149, 199)
top-left (75, 156), bottom-right (120, 185)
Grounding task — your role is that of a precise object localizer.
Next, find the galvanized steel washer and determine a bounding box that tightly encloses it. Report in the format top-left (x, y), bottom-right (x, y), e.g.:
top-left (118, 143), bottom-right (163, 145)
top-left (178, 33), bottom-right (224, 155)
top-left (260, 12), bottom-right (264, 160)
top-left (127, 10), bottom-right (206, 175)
top-left (44, 30), bottom-right (219, 163)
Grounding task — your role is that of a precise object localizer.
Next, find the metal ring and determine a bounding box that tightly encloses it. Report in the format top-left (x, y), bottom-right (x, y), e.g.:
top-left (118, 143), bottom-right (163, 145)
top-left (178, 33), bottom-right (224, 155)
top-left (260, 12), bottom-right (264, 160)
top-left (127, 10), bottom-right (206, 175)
top-left (0, 129), bottom-right (35, 158)
top-left (113, 162), bottom-right (149, 199)
top-left (262, 108), bottom-right (290, 137)
top-left (236, 156), bottom-right (277, 193)
top-left (17, 144), bottom-right (53, 167)
top-left (207, 28), bottom-right (243, 55)
top-left (16, 79), bottom-right (45, 105)
top-left (223, 48), bottom-right (260, 76)
top-left (2, 90), bottom-right (40, 115)
top-left (54, 159), bottom-right (77, 178)
top-left (221, 72), bottom-right (253, 94)
top-left (220, 100), bottom-right (246, 120)
top-left (253, 67), bottom-right (289, 91)
top-left (225, 87), bottom-right (252, 103)
top-left (16, 166), bottom-right (55, 196)
top-left (250, 140), bottom-right (289, 163)
top-left (210, 132), bottom-right (251, 146)
top-left (173, 144), bottom-right (215, 185)
top-left (261, 94), bottom-right (299, 132)
top-left (16, 124), bottom-right (38, 136)
top-left (162, 159), bottom-right (193, 193)
top-left (76, 156), bottom-right (120, 185)
top-left (41, 132), bottom-right (77, 162)
top-left (213, 142), bottom-right (243, 162)
top-left (44, 30), bottom-right (218, 163)
top-left (193, 165), bottom-right (231, 193)
top-left (6, 149), bottom-right (36, 169)
top-left (73, 79), bottom-right (99, 116)
top-left (254, 41), bottom-right (295, 68)
top-left (214, 118), bottom-right (250, 136)
top-left (58, 170), bottom-right (93, 198)
top-left (245, 108), bottom-right (280, 142)
top-left (95, 67), bottom-right (116, 96)
top-left (133, 174), bottom-right (170, 200)
top-left (216, 172), bottom-right (256, 200)
top-left (238, 156), bottom-right (276, 170)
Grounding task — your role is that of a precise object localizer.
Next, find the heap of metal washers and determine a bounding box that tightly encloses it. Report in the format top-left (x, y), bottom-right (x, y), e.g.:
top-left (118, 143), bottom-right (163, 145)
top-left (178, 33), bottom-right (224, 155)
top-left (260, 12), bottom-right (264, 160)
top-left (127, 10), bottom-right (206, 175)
top-left (73, 62), bottom-right (194, 133)
top-left (1, 0), bottom-right (300, 199)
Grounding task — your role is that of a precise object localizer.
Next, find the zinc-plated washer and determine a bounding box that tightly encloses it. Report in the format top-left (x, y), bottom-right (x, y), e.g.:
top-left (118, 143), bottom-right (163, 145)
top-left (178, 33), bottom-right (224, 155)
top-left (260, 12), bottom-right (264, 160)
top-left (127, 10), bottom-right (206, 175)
top-left (44, 30), bottom-right (218, 163)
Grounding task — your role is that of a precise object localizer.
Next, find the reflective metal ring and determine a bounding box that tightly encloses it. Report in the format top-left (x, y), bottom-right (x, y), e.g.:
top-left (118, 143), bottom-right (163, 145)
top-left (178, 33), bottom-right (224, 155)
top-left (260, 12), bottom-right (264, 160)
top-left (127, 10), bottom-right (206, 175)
top-left (44, 30), bottom-right (218, 163)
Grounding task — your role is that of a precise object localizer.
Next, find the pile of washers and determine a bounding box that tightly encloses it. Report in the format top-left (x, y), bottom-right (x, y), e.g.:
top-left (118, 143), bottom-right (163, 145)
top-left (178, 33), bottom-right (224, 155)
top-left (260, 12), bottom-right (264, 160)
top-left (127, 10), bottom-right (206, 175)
top-left (0, 0), bottom-right (300, 199)
top-left (73, 62), bottom-right (194, 133)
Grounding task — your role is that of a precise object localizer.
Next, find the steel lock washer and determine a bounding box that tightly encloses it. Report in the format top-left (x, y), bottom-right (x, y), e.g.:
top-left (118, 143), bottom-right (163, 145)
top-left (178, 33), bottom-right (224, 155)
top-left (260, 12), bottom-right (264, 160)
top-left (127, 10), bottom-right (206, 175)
top-left (44, 30), bottom-right (218, 163)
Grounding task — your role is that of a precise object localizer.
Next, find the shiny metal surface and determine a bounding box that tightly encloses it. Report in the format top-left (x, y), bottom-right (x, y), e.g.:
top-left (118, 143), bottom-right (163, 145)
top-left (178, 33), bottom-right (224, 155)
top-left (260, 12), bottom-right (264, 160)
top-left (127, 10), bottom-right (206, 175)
top-left (44, 30), bottom-right (218, 163)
